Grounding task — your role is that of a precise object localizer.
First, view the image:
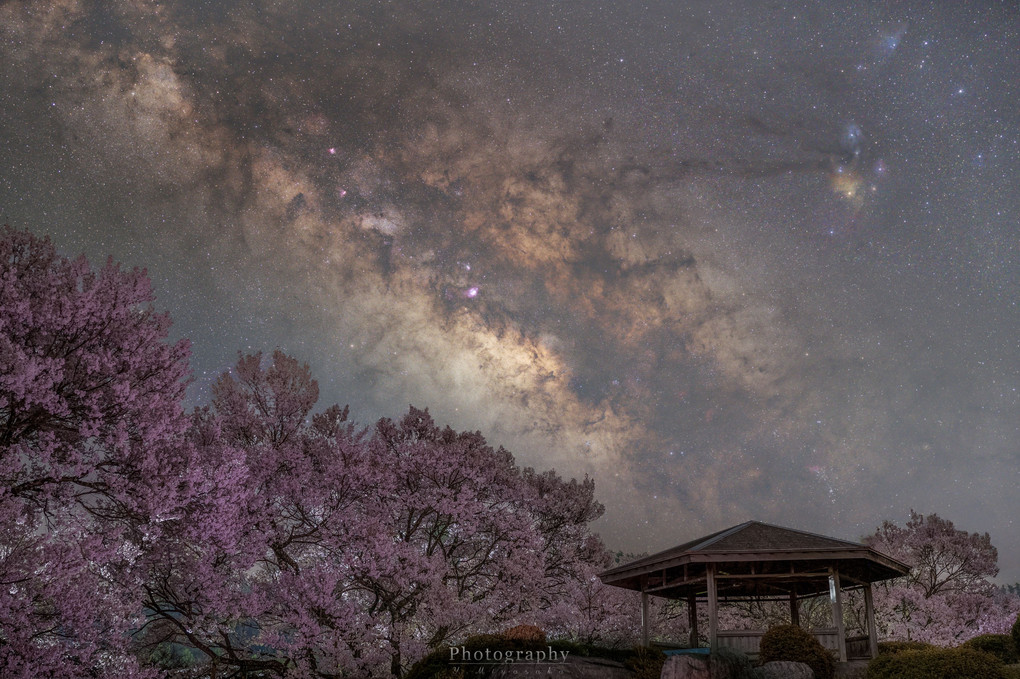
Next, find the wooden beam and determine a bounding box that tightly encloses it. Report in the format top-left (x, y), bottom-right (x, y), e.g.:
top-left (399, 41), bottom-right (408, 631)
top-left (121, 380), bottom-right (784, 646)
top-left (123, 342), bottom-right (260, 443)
top-left (707, 564), bottom-right (718, 649)
top-left (686, 549), bottom-right (881, 562)
top-left (706, 572), bottom-right (832, 580)
top-left (789, 590), bottom-right (800, 626)
top-left (837, 572), bottom-right (874, 588)
top-left (693, 595), bottom-right (797, 604)
top-left (829, 568), bottom-right (847, 662)
top-left (687, 594), bottom-right (699, 648)
top-left (644, 575), bottom-right (707, 594)
top-left (600, 547), bottom-right (910, 584)
top-left (641, 592), bottom-right (650, 647)
top-left (602, 555), bottom-right (694, 580)
top-left (864, 583), bottom-right (879, 659)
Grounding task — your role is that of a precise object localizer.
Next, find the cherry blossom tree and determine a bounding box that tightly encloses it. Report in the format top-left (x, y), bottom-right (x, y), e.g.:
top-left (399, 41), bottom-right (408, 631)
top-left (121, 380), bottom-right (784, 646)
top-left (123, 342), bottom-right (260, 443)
top-left (867, 511), bottom-right (998, 598)
top-left (139, 351), bottom-right (387, 677)
top-left (1, 225), bottom-right (193, 677)
top-left (140, 353), bottom-right (612, 677)
top-left (862, 510), bottom-right (1020, 644)
top-left (522, 468), bottom-right (606, 607)
top-left (2, 226), bottom-right (627, 676)
top-left (518, 472), bottom-right (648, 646)
top-left (543, 566), bottom-right (642, 647)
top-left (356, 407), bottom-right (549, 675)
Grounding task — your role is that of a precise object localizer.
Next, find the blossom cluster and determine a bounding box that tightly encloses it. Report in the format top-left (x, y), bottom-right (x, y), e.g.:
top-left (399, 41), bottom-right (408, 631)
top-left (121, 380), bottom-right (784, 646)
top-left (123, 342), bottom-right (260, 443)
top-left (0, 227), bottom-right (618, 678)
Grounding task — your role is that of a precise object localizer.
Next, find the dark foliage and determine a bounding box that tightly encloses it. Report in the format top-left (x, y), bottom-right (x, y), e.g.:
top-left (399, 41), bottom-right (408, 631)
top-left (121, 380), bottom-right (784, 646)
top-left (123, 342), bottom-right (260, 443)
top-left (624, 646), bottom-right (666, 679)
top-left (709, 647), bottom-right (757, 679)
top-left (758, 625), bottom-right (835, 679)
top-left (877, 641), bottom-right (937, 655)
top-left (1013, 611), bottom-right (1020, 657)
top-left (962, 634), bottom-right (1018, 664)
top-left (865, 646), bottom-right (1006, 679)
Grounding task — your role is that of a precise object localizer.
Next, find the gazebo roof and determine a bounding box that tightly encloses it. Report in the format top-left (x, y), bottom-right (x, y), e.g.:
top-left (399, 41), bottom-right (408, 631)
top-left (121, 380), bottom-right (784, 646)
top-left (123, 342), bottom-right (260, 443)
top-left (600, 521), bottom-right (910, 599)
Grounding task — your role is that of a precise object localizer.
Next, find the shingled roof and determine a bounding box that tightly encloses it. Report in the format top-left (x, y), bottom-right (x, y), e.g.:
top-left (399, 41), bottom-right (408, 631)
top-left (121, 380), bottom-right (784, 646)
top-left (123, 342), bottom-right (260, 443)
top-left (600, 520), bottom-right (910, 598)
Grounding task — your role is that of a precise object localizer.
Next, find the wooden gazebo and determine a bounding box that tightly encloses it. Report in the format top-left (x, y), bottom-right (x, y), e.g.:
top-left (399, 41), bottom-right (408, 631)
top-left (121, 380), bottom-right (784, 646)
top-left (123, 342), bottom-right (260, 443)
top-left (599, 521), bottom-right (910, 661)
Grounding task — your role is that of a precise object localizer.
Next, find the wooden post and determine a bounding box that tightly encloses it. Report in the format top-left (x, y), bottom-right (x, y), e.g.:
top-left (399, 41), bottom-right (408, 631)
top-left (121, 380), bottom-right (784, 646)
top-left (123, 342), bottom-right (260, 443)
top-left (864, 583), bottom-right (879, 659)
top-left (641, 591), bottom-right (650, 647)
top-left (829, 568), bottom-right (847, 662)
top-left (789, 590), bottom-right (800, 626)
top-left (707, 564), bottom-right (718, 649)
top-left (687, 593), bottom-right (699, 647)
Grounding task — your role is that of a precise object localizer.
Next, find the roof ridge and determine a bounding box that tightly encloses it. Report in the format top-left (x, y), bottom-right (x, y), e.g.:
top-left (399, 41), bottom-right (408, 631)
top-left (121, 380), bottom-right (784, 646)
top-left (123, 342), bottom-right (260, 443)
top-left (738, 520), bottom-right (866, 549)
top-left (601, 521), bottom-right (748, 573)
top-left (689, 520), bottom-right (756, 551)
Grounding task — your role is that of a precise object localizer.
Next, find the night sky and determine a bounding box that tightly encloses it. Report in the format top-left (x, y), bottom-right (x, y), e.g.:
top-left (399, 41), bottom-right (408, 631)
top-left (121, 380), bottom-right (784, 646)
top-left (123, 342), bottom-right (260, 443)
top-left (2, 2), bottom-right (1018, 581)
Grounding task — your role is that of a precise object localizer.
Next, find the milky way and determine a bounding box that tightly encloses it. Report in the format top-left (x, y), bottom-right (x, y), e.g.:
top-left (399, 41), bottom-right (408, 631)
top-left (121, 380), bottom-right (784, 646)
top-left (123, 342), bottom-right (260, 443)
top-left (2, 1), bottom-right (1018, 579)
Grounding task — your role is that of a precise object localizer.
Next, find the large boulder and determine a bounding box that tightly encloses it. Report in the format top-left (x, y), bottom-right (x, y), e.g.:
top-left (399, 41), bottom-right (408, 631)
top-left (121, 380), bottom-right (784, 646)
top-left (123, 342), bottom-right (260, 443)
top-left (755, 661), bottom-right (814, 679)
top-left (660, 655), bottom-right (711, 679)
top-left (660, 649), bottom-right (760, 679)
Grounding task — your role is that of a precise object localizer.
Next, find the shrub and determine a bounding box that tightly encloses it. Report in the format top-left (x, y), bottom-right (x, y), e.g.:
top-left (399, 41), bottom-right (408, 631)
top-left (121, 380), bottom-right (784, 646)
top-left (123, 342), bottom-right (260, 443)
top-left (625, 646), bottom-right (666, 679)
top-left (877, 640), bottom-right (936, 655)
top-left (1013, 612), bottom-right (1020, 658)
top-left (865, 646), bottom-right (1006, 679)
top-left (502, 624), bottom-right (545, 642)
top-left (709, 646), bottom-right (757, 679)
top-left (963, 634), bottom-right (1018, 664)
top-left (759, 625), bottom-right (835, 679)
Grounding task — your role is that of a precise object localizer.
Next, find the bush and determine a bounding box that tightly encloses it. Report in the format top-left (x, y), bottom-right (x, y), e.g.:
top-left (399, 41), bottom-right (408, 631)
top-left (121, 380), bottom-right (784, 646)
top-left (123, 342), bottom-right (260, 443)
top-left (759, 625), bottom-right (835, 679)
top-left (624, 646), bottom-right (666, 679)
top-left (963, 634), bottom-right (1018, 664)
top-left (877, 640), bottom-right (937, 655)
top-left (1013, 612), bottom-right (1020, 657)
top-left (502, 624), bottom-right (545, 642)
top-left (865, 646), bottom-right (1006, 679)
top-left (709, 647), bottom-right (757, 679)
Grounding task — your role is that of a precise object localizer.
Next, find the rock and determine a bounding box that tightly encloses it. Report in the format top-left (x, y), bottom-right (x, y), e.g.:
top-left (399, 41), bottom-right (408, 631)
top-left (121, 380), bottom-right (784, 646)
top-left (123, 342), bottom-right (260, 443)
top-left (755, 661), bottom-right (814, 679)
top-left (660, 650), bottom-right (762, 679)
top-left (708, 647), bottom-right (756, 678)
top-left (660, 654), bottom-right (711, 679)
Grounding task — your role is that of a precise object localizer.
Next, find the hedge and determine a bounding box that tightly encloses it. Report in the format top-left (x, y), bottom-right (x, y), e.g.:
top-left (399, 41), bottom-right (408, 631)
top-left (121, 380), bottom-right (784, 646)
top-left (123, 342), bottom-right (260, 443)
top-left (865, 646), bottom-right (1006, 679)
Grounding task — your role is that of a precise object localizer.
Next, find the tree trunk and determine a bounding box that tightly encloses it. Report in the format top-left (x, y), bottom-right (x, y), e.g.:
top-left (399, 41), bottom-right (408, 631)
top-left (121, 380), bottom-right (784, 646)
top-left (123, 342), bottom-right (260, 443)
top-left (390, 641), bottom-right (402, 678)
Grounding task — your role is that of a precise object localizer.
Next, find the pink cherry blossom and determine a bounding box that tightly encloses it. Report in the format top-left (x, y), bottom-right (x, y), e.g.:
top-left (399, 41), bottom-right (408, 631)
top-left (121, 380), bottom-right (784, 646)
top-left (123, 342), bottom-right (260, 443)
top-left (862, 510), bottom-right (1020, 645)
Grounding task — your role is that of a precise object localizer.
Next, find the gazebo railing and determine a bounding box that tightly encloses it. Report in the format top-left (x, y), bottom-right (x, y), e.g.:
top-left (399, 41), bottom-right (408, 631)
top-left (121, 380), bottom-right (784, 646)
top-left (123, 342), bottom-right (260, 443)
top-left (845, 635), bottom-right (872, 659)
top-left (715, 630), bottom-right (764, 656)
top-left (715, 628), bottom-right (871, 659)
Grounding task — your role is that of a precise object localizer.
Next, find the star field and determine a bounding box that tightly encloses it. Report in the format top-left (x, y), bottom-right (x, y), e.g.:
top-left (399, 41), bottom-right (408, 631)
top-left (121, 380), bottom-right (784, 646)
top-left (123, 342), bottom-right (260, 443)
top-left (1, 1), bottom-right (1018, 579)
